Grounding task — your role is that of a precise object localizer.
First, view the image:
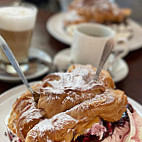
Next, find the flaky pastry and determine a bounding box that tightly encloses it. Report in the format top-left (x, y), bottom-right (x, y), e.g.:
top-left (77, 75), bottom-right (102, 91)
top-left (64, 0), bottom-right (131, 26)
top-left (8, 64), bottom-right (128, 142)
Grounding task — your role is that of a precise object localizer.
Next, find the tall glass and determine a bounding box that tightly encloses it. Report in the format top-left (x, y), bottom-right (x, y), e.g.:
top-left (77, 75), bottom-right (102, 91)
top-left (0, 2), bottom-right (37, 74)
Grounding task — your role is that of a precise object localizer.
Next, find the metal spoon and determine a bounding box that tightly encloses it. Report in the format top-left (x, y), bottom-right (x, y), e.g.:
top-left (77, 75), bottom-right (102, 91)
top-left (94, 39), bottom-right (115, 81)
top-left (0, 35), bottom-right (40, 102)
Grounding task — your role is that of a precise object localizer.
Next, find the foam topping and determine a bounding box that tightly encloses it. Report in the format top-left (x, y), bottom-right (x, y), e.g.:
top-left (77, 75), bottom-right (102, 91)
top-left (0, 6), bottom-right (37, 31)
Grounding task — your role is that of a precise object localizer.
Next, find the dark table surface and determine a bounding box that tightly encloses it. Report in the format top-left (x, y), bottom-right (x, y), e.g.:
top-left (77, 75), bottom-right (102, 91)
top-left (0, 2), bottom-right (142, 105)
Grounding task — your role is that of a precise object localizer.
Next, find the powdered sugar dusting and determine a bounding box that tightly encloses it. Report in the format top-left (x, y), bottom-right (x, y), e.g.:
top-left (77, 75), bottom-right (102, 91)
top-left (41, 72), bottom-right (103, 95)
top-left (29, 113), bottom-right (77, 140)
top-left (65, 10), bottom-right (85, 22)
top-left (28, 130), bottom-right (38, 139)
top-left (46, 136), bottom-right (52, 142)
top-left (74, 0), bottom-right (121, 15)
top-left (69, 65), bottom-right (96, 82)
top-left (52, 113), bottom-right (77, 130)
top-left (19, 108), bottom-right (44, 124)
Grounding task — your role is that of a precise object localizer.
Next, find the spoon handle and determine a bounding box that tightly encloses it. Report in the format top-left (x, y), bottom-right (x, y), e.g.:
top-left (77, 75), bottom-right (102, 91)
top-left (94, 39), bottom-right (114, 81)
top-left (0, 35), bottom-right (34, 94)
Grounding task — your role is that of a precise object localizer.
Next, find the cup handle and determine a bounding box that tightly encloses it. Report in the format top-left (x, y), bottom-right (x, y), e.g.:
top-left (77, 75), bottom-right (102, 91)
top-left (113, 39), bottom-right (129, 61)
top-left (107, 39), bottom-right (129, 77)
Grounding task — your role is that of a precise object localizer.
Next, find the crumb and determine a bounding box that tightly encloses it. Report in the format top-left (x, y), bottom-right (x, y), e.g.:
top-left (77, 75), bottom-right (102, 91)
top-left (4, 131), bottom-right (7, 136)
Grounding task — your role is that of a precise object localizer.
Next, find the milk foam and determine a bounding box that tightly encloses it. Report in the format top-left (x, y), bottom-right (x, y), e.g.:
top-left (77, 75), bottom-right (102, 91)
top-left (0, 6), bottom-right (37, 31)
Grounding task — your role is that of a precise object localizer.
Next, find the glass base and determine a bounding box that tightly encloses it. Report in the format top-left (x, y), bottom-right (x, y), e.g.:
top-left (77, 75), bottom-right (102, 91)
top-left (0, 63), bottom-right (29, 74)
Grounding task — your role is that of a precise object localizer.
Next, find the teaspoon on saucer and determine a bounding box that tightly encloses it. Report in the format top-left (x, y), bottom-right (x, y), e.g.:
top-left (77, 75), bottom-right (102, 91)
top-left (0, 35), bottom-right (40, 103)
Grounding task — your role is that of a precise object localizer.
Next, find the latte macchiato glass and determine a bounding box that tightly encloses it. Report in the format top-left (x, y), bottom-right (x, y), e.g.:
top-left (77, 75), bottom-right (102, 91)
top-left (0, 3), bottom-right (37, 73)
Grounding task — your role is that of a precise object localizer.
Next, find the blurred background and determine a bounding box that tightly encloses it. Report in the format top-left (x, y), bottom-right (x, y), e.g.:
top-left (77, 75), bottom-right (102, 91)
top-left (0, 0), bottom-right (142, 104)
top-left (21, 0), bottom-right (142, 23)
top-left (1, 0), bottom-right (141, 24)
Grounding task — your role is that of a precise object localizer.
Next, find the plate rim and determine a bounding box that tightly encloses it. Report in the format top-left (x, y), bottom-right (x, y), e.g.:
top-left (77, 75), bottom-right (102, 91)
top-left (47, 12), bottom-right (71, 45)
top-left (0, 48), bottom-right (51, 82)
top-left (0, 81), bottom-right (41, 105)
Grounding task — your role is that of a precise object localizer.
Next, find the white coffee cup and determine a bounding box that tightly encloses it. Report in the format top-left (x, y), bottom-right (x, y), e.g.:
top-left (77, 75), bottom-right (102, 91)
top-left (71, 23), bottom-right (115, 69)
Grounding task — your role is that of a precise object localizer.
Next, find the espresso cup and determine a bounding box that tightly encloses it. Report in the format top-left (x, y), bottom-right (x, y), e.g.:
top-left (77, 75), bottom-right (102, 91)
top-left (0, 2), bottom-right (37, 74)
top-left (71, 23), bottom-right (115, 69)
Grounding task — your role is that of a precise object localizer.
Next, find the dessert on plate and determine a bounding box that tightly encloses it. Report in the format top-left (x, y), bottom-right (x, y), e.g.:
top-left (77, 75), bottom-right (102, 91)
top-left (64, 0), bottom-right (131, 26)
top-left (7, 64), bottom-right (142, 142)
top-left (64, 0), bottom-right (132, 42)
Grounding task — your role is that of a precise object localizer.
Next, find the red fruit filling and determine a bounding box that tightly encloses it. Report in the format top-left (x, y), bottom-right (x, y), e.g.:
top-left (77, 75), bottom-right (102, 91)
top-left (7, 130), bottom-right (22, 142)
top-left (7, 104), bottom-right (133, 142)
top-left (72, 104), bottom-right (133, 142)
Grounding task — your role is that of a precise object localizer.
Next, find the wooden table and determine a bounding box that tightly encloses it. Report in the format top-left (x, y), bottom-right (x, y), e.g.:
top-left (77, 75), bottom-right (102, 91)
top-left (0, 9), bottom-right (142, 105)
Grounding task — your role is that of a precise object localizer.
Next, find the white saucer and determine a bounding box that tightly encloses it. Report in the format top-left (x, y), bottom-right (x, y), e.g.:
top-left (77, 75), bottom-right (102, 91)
top-left (0, 82), bottom-right (142, 142)
top-left (47, 12), bottom-right (142, 52)
top-left (0, 48), bottom-right (52, 82)
top-left (53, 48), bottom-right (129, 83)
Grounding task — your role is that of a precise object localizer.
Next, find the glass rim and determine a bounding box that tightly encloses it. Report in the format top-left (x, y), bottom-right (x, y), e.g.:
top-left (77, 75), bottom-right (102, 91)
top-left (0, 1), bottom-right (38, 12)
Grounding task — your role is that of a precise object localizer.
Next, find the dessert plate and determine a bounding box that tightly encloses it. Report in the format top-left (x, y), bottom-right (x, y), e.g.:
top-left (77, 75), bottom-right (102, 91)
top-left (0, 82), bottom-right (142, 142)
top-left (47, 12), bottom-right (142, 52)
top-left (0, 48), bottom-right (52, 82)
top-left (53, 49), bottom-right (129, 83)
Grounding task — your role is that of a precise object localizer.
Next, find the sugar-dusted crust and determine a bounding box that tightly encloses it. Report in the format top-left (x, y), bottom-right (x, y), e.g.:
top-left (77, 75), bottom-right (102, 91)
top-left (25, 89), bottom-right (127, 142)
top-left (8, 83), bottom-right (46, 141)
top-left (64, 0), bottom-right (131, 26)
top-left (8, 64), bottom-right (127, 142)
top-left (64, 10), bottom-right (89, 27)
top-left (68, 64), bottom-right (115, 89)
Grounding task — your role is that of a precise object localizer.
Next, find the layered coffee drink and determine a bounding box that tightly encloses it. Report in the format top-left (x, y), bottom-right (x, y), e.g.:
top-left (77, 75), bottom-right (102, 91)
top-left (0, 5), bottom-right (37, 73)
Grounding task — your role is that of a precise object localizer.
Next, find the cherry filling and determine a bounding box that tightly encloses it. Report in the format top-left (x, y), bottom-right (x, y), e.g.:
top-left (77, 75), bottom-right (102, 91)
top-left (72, 104), bottom-right (133, 142)
top-left (7, 130), bottom-right (22, 142)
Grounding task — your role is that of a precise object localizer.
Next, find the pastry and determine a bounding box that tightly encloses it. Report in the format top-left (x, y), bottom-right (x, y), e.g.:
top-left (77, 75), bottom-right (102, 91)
top-left (7, 64), bottom-right (142, 142)
top-left (64, 10), bottom-right (89, 27)
top-left (64, 0), bottom-right (131, 26)
top-left (64, 0), bottom-right (132, 43)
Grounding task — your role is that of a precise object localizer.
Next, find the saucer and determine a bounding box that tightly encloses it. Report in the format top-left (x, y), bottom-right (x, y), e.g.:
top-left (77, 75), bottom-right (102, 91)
top-left (0, 48), bottom-right (52, 82)
top-left (53, 48), bottom-right (129, 83)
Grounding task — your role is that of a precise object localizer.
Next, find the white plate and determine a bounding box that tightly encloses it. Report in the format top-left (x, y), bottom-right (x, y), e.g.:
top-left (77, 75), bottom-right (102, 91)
top-left (47, 12), bottom-right (142, 52)
top-left (0, 82), bottom-right (142, 142)
top-left (0, 48), bottom-right (52, 82)
top-left (53, 49), bottom-right (129, 83)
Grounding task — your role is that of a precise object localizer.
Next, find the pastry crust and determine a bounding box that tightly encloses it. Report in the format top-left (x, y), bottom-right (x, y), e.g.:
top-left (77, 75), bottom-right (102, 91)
top-left (8, 64), bottom-right (127, 142)
top-left (25, 89), bottom-right (127, 142)
top-left (8, 83), bottom-right (46, 141)
top-left (68, 64), bottom-right (115, 88)
top-left (64, 0), bottom-right (131, 26)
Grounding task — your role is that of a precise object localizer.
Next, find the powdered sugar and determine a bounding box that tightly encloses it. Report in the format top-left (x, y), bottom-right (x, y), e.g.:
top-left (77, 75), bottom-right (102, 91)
top-left (74, 0), bottom-right (120, 14)
top-left (30, 112), bottom-right (77, 138)
top-left (18, 99), bottom-right (45, 127)
top-left (65, 10), bottom-right (85, 22)
top-left (63, 96), bottom-right (75, 103)
top-left (41, 72), bottom-right (103, 95)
